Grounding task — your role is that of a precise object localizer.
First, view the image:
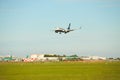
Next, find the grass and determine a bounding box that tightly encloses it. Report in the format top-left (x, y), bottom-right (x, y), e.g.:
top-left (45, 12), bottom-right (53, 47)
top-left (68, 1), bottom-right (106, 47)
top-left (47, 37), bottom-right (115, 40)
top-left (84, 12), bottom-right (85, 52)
top-left (0, 61), bottom-right (120, 80)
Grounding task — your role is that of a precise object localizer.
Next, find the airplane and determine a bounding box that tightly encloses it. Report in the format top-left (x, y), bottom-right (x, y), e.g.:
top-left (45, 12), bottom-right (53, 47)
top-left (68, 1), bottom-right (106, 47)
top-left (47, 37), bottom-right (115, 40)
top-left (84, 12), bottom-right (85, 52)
top-left (54, 23), bottom-right (81, 34)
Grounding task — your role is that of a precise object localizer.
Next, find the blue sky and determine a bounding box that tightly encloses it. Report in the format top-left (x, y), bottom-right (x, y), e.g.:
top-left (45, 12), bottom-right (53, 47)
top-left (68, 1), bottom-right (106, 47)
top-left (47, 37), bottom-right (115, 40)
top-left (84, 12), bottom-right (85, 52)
top-left (0, 0), bottom-right (120, 57)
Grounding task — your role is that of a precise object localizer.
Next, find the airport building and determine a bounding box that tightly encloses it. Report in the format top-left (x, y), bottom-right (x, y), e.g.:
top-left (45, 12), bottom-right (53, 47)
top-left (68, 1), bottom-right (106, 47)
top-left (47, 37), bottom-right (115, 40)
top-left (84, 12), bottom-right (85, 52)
top-left (23, 54), bottom-right (59, 62)
top-left (81, 56), bottom-right (106, 60)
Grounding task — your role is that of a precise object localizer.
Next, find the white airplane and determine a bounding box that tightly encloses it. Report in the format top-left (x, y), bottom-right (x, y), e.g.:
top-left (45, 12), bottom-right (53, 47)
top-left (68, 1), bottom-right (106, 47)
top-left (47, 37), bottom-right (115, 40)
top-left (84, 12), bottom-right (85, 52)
top-left (54, 23), bottom-right (81, 34)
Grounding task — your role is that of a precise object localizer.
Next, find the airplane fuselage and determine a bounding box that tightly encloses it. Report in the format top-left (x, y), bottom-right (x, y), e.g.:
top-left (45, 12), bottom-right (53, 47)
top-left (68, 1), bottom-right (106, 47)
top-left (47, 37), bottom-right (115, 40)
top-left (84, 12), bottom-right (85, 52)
top-left (55, 27), bottom-right (71, 34)
top-left (54, 23), bottom-right (78, 34)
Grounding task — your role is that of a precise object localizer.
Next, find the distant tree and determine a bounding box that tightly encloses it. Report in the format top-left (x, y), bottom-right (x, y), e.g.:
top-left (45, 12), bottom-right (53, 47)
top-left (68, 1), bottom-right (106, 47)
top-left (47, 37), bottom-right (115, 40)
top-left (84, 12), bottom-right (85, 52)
top-left (70, 54), bottom-right (78, 57)
top-left (108, 58), bottom-right (114, 60)
top-left (44, 54), bottom-right (58, 57)
top-left (116, 57), bottom-right (120, 60)
top-left (63, 54), bottom-right (66, 57)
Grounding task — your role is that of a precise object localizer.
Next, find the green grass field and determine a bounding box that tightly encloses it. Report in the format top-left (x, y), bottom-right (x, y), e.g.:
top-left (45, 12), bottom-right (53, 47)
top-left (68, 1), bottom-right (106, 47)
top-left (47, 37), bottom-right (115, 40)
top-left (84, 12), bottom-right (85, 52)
top-left (0, 61), bottom-right (120, 80)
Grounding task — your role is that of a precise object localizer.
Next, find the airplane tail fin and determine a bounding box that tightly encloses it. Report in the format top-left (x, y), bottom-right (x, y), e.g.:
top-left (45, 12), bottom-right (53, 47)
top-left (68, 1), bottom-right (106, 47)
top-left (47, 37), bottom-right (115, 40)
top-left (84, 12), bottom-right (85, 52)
top-left (67, 23), bottom-right (71, 30)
